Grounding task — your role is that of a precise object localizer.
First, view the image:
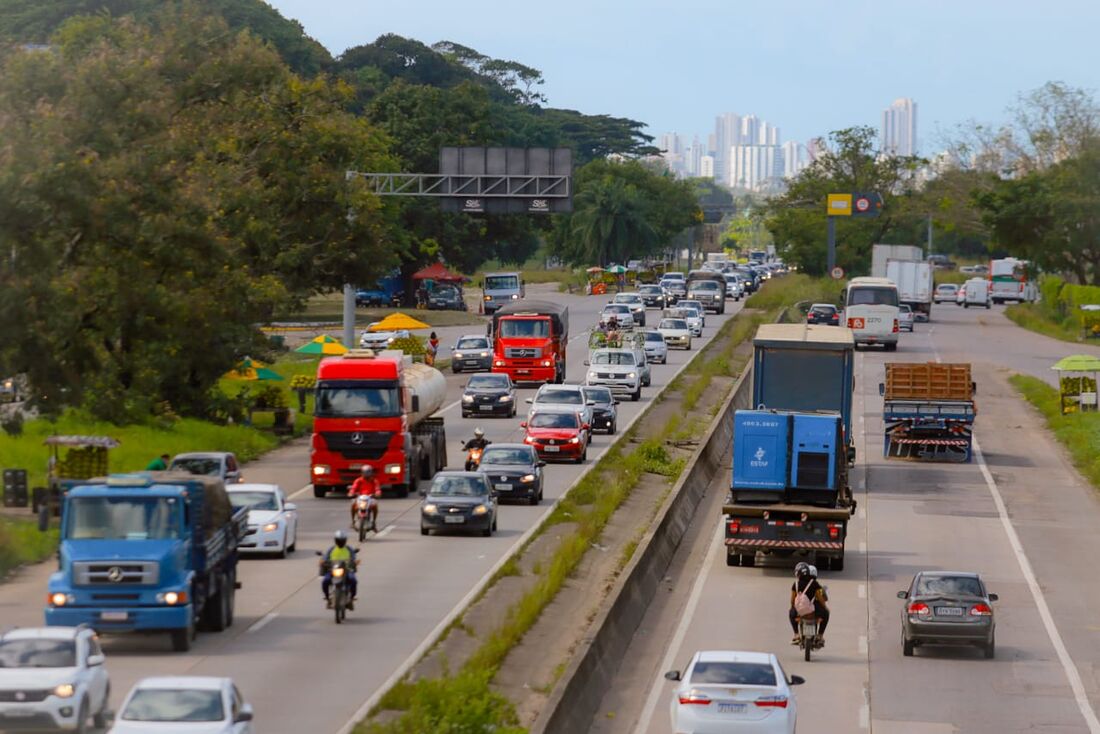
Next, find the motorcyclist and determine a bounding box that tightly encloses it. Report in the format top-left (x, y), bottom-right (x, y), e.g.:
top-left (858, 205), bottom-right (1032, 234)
top-left (348, 465), bottom-right (381, 533)
top-left (320, 530), bottom-right (358, 610)
top-left (789, 561), bottom-right (829, 645)
top-left (462, 428), bottom-right (491, 452)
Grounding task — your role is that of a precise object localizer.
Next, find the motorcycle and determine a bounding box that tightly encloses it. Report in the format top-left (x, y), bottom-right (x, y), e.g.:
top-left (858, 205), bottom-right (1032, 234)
top-left (316, 553), bottom-right (356, 624)
top-left (465, 447), bottom-right (484, 471)
top-left (796, 615), bottom-right (824, 661)
top-left (355, 495), bottom-right (376, 542)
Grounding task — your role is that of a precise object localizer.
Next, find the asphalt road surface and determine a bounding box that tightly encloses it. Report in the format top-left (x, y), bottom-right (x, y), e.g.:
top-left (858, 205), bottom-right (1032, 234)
top-left (0, 288), bottom-right (745, 734)
top-left (591, 302), bottom-right (1100, 734)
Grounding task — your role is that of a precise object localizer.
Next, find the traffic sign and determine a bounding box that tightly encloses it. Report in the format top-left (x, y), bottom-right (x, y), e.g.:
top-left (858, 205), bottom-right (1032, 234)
top-left (851, 191), bottom-right (883, 218)
top-left (827, 194), bottom-right (852, 217)
top-left (831, 266), bottom-right (845, 280)
top-left (855, 196), bottom-right (870, 213)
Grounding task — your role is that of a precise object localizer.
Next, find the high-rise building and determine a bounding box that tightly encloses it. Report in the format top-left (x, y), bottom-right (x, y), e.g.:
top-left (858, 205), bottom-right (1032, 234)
top-left (881, 98), bottom-right (918, 156)
top-left (700, 155), bottom-right (715, 179)
top-left (713, 113), bottom-right (742, 184)
top-left (781, 141), bottom-right (806, 178)
top-left (729, 144), bottom-right (782, 191)
top-left (758, 122), bottom-right (780, 146)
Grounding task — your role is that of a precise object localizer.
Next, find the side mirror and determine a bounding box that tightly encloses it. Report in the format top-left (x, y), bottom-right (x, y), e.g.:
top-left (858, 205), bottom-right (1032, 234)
top-left (583, 360), bottom-right (590, 366)
top-left (896, 590), bottom-right (909, 599)
top-left (38, 505), bottom-right (50, 533)
top-left (284, 502), bottom-right (297, 512)
top-left (519, 422), bottom-right (527, 428)
top-left (537, 461), bottom-right (546, 467)
top-left (87, 653), bottom-right (105, 667)
top-left (525, 398), bottom-right (533, 404)
top-left (664, 670), bottom-right (681, 681)
top-left (613, 400), bottom-right (621, 405)
top-left (878, 383), bottom-right (885, 396)
top-left (971, 381), bottom-right (977, 395)
top-left (582, 424), bottom-right (591, 431)
top-left (235, 704), bottom-right (254, 723)
top-left (586, 400), bottom-right (596, 405)
top-left (788, 675), bottom-right (806, 686)
top-left (988, 592), bottom-right (999, 602)
top-left (314, 550), bottom-right (323, 556)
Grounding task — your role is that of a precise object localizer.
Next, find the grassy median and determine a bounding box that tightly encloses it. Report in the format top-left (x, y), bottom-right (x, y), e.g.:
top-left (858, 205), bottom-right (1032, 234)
top-left (0, 517), bottom-right (59, 579)
top-left (1010, 375), bottom-right (1100, 489)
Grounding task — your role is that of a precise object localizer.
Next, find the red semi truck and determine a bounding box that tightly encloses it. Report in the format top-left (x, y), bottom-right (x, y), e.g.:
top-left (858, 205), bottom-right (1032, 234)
top-left (490, 301), bottom-right (569, 385)
top-left (310, 349), bottom-right (447, 498)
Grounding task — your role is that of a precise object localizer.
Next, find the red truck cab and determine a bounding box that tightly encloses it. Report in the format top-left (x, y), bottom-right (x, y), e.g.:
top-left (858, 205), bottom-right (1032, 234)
top-left (490, 300), bottom-right (569, 385)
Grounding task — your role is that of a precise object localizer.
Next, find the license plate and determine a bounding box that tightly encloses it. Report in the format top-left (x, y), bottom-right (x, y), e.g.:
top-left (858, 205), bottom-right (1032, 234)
top-left (717, 703), bottom-right (746, 713)
top-left (517, 370), bottom-right (530, 375)
top-left (935, 607), bottom-right (964, 616)
top-left (4, 708), bottom-right (35, 718)
top-left (478, 405), bottom-right (494, 411)
top-left (101, 611), bottom-right (129, 622)
top-left (465, 360), bottom-right (480, 366)
top-left (544, 445), bottom-right (560, 453)
top-left (444, 515), bottom-right (465, 524)
top-left (494, 483), bottom-right (511, 491)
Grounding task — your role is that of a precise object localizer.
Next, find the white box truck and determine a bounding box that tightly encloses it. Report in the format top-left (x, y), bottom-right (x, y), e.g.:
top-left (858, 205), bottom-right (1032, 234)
top-left (885, 259), bottom-right (934, 321)
top-left (872, 244), bottom-right (924, 278)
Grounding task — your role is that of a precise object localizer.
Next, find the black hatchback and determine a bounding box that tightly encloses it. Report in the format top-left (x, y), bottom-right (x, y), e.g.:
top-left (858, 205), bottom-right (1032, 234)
top-left (461, 373), bottom-right (516, 418)
top-left (898, 571), bottom-right (998, 658)
top-left (583, 385), bottom-right (619, 434)
top-left (807, 303), bottom-right (840, 325)
top-left (478, 443), bottom-right (544, 505)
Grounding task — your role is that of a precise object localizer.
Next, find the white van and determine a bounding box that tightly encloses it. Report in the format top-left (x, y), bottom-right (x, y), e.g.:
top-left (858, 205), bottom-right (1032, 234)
top-left (844, 277), bottom-right (900, 350)
top-left (963, 277), bottom-right (991, 309)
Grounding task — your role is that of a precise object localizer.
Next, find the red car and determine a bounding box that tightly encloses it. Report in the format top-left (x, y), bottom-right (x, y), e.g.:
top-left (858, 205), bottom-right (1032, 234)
top-left (521, 410), bottom-right (590, 463)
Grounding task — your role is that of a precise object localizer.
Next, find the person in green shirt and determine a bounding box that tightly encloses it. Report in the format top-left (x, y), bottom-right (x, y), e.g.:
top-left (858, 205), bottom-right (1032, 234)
top-left (320, 530), bottom-right (358, 609)
top-left (145, 454), bottom-right (170, 471)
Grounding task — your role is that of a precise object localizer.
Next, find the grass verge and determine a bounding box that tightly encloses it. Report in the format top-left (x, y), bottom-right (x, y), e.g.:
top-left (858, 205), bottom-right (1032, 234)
top-left (0, 517), bottom-right (60, 579)
top-left (1010, 375), bottom-right (1100, 488)
top-left (275, 296), bottom-right (486, 327)
top-left (745, 273), bottom-right (844, 312)
top-left (1004, 303), bottom-right (1085, 344)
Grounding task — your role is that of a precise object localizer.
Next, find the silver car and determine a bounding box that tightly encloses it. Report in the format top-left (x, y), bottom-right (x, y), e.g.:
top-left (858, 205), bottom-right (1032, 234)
top-left (612, 293), bottom-right (647, 326)
top-left (642, 330), bottom-right (668, 364)
top-left (169, 452), bottom-right (243, 483)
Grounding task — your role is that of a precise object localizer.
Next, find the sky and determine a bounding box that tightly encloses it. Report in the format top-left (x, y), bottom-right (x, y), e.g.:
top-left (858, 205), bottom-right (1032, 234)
top-left (266, 0), bottom-right (1100, 152)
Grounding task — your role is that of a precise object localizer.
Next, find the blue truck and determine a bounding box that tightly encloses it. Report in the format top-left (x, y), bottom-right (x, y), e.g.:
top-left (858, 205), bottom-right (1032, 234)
top-left (723, 324), bottom-right (857, 571)
top-left (44, 473), bottom-right (247, 652)
top-left (880, 362), bottom-right (976, 462)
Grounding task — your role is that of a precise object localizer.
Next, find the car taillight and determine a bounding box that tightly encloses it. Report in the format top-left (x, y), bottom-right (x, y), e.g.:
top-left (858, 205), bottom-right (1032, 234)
top-left (970, 603), bottom-right (993, 616)
top-left (728, 520), bottom-right (741, 534)
top-left (908, 602), bottom-right (931, 616)
top-left (892, 319), bottom-right (899, 333)
top-left (754, 695), bottom-right (789, 708)
top-left (678, 691), bottom-right (711, 705)
top-left (831, 313), bottom-right (838, 321)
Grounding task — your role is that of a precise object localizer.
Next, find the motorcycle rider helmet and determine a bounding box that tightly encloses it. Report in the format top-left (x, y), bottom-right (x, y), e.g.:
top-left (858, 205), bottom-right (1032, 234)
top-left (794, 561), bottom-right (811, 578)
top-left (333, 529), bottom-right (348, 548)
top-left (360, 465), bottom-right (374, 476)
top-left (807, 564), bottom-right (819, 578)
top-left (474, 427), bottom-right (485, 439)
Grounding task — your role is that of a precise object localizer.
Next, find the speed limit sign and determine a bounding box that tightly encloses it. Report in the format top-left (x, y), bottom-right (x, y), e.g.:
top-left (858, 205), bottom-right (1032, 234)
top-left (854, 197), bottom-right (870, 213)
top-left (830, 266), bottom-right (845, 280)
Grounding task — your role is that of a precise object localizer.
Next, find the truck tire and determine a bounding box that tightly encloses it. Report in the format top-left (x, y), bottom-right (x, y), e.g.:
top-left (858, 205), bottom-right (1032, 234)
top-left (313, 485), bottom-right (327, 499)
top-left (170, 620), bottom-right (193, 652)
top-left (726, 552), bottom-right (738, 567)
top-left (741, 553), bottom-right (756, 567)
top-left (225, 569), bottom-right (236, 628)
top-left (831, 555), bottom-right (845, 572)
top-left (203, 577), bottom-right (230, 632)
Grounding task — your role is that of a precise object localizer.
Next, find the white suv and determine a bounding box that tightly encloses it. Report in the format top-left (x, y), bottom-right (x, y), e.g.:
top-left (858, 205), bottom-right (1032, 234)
top-left (585, 348), bottom-right (644, 401)
top-left (0, 625), bottom-right (110, 732)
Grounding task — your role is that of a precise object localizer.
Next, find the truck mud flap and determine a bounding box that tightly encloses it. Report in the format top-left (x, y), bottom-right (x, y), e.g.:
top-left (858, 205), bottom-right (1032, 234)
top-left (887, 438), bottom-right (971, 463)
top-left (725, 539), bottom-right (844, 550)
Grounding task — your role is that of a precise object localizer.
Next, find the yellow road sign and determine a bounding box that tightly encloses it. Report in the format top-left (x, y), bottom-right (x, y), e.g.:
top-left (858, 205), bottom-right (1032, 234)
top-left (827, 193), bottom-right (852, 217)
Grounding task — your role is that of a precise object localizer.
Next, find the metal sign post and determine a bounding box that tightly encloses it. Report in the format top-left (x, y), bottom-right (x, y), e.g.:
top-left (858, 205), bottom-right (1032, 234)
top-left (825, 192), bottom-right (882, 273)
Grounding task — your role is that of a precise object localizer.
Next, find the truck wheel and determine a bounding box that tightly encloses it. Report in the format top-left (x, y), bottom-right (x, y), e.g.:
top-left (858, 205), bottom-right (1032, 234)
top-left (741, 553), bottom-right (756, 567)
top-left (204, 579), bottom-right (230, 632)
top-left (225, 570), bottom-right (236, 627)
top-left (313, 486), bottom-right (327, 499)
top-left (726, 552), bottom-right (738, 567)
top-left (831, 555), bottom-right (845, 572)
top-left (170, 621), bottom-right (193, 652)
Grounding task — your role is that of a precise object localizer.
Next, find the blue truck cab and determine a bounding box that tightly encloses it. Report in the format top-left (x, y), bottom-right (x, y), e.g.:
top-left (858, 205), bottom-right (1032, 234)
top-left (45, 473), bottom-right (247, 652)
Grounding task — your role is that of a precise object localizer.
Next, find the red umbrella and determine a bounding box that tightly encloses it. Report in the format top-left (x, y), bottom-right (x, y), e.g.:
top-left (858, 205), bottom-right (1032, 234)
top-left (412, 262), bottom-right (464, 283)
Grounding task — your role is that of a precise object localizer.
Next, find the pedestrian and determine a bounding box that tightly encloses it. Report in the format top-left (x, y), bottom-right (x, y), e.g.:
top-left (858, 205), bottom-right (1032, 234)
top-left (146, 453), bottom-right (170, 471)
top-left (426, 331), bottom-right (440, 366)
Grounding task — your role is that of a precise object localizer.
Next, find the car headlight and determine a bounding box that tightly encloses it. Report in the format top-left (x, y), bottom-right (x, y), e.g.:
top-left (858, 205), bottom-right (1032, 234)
top-left (423, 504), bottom-right (438, 514)
top-left (484, 295), bottom-right (492, 301)
top-left (499, 395), bottom-right (513, 402)
top-left (511, 293), bottom-right (519, 299)
top-left (480, 351), bottom-right (490, 357)
top-left (454, 352), bottom-right (464, 359)
top-left (385, 463), bottom-right (402, 475)
top-left (263, 522), bottom-right (280, 533)
top-left (53, 684), bottom-right (75, 699)
top-left (588, 371), bottom-right (598, 380)
top-left (462, 394), bottom-right (474, 402)
top-left (626, 372), bottom-right (636, 379)
top-left (520, 474), bottom-right (536, 483)
top-left (472, 504), bottom-right (489, 515)
top-left (569, 436), bottom-right (580, 444)
top-left (312, 465), bottom-right (330, 476)
top-left (523, 435), bottom-right (534, 444)
top-left (156, 590), bottom-right (189, 605)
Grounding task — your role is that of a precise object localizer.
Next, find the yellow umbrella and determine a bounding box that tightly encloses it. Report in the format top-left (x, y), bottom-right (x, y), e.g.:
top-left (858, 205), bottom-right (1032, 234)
top-left (368, 312), bottom-right (431, 331)
top-left (295, 335), bottom-right (348, 355)
top-left (223, 357), bottom-right (283, 380)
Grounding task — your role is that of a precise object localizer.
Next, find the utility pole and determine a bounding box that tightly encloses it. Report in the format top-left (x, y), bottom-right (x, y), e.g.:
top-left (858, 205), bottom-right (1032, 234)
top-left (342, 284), bottom-right (355, 351)
top-left (926, 213), bottom-right (933, 258)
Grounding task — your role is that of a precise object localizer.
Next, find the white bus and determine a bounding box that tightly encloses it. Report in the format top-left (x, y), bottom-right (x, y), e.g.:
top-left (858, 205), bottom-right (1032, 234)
top-left (844, 277), bottom-right (900, 350)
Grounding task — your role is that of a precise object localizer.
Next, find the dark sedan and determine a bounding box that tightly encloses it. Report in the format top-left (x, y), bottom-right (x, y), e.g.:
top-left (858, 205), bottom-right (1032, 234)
top-left (478, 444), bottom-right (544, 505)
top-left (807, 303), bottom-right (841, 325)
top-left (898, 571), bottom-right (998, 658)
top-left (452, 335), bottom-right (493, 374)
top-left (637, 284), bottom-right (668, 308)
top-left (420, 471), bottom-right (498, 536)
top-left (427, 286), bottom-right (467, 311)
top-left (583, 385), bottom-right (618, 434)
top-left (461, 373), bottom-right (516, 418)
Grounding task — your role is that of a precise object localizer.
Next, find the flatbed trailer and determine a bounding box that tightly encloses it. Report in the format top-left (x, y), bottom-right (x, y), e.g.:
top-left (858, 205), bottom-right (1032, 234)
top-left (881, 362), bottom-right (976, 462)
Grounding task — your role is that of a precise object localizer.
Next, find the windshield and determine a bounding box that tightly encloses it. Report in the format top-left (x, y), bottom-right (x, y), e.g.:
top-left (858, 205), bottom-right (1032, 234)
top-left (937, 284), bottom-right (957, 292)
top-left (537, 389), bottom-right (582, 404)
top-left (593, 351), bottom-right (635, 366)
top-left (229, 491), bottom-right (278, 511)
top-left (915, 576), bottom-right (984, 597)
top-left (480, 448), bottom-right (534, 465)
top-left (122, 689), bottom-right (225, 723)
top-left (645, 332), bottom-right (664, 342)
top-left (468, 374), bottom-right (509, 389)
top-left (499, 318), bottom-right (550, 338)
top-left (170, 457), bottom-right (220, 476)
top-left (614, 295), bottom-right (641, 304)
top-left (429, 476), bottom-right (487, 497)
top-left (583, 387), bottom-right (612, 403)
top-left (530, 412), bottom-right (579, 428)
top-left (315, 384), bottom-right (400, 418)
top-left (604, 305), bottom-right (630, 314)
top-left (456, 338), bottom-right (489, 350)
top-left (691, 281), bottom-right (720, 290)
top-left (691, 661), bottom-right (776, 686)
top-left (639, 285), bottom-right (660, 294)
top-left (0, 639), bottom-right (76, 668)
top-left (484, 275), bottom-right (519, 290)
top-left (847, 286), bottom-right (899, 307)
top-left (67, 497), bottom-right (181, 540)
top-left (660, 320), bottom-right (687, 330)
top-left (811, 306), bottom-right (836, 314)
top-left (663, 273), bottom-right (684, 280)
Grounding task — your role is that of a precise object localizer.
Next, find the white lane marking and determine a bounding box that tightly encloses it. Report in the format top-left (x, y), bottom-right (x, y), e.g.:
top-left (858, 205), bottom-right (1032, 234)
top-left (439, 398), bottom-right (462, 414)
top-left (973, 436), bottom-right (1100, 732)
top-left (858, 541), bottom-right (867, 554)
top-left (247, 612), bottom-right (278, 634)
top-left (376, 525), bottom-right (395, 539)
top-left (859, 703), bottom-right (870, 729)
top-left (858, 634), bottom-right (868, 655)
top-left (857, 583), bottom-right (866, 599)
top-left (857, 507), bottom-right (866, 520)
top-left (288, 484), bottom-right (312, 500)
top-left (633, 519), bottom-right (725, 734)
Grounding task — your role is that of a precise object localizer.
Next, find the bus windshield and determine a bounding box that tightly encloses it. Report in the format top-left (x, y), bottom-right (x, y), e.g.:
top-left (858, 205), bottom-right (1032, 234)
top-left (847, 287), bottom-right (899, 307)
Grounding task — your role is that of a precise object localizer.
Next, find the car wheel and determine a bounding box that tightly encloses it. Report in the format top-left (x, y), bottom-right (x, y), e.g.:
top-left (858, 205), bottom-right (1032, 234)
top-left (903, 635), bottom-right (915, 657)
top-left (491, 515), bottom-right (498, 532)
top-left (75, 697), bottom-right (88, 734)
top-left (984, 633), bottom-right (995, 659)
top-left (93, 685), bottom-right (110, 729)
top-left (277, 532), bottom-right (287, 559)
top-left (453, 367), bottom-right (461, 374)
top-left (608, 420), bottom-right (617, 435)
top-left (481, 525), bottom-right (492, 537)
top-left (420, 525), bottom-right (429, 536)
top-left (529, 491), bottom-right (539, 506)
top-left (632, 387), bottom-right (641, 402)
top-left (288, 530), bottom-right (296, 553)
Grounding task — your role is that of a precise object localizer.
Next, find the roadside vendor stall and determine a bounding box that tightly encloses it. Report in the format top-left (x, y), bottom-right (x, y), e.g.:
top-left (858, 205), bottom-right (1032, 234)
top-left (41, 435), bottom-right (121, 514)
top-left (1052, 354), bottom-right (1100, 414)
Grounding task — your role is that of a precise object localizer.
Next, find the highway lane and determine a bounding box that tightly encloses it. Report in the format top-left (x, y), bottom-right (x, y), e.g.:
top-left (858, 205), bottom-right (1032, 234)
top-left (590, 303), bottom-right (1100, 733)
top-left (0, 289), bottom-right (745, 733)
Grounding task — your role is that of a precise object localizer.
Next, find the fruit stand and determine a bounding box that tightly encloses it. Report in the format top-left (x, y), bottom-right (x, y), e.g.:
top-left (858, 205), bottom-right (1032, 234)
top-left (41, 435), bottom-right (121, 514)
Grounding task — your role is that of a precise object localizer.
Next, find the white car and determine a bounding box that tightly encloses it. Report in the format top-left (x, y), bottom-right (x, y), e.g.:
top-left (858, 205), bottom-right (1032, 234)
top-left (678, 305), bottom-right (704, 336)
top-left (525, 384), bottom-right (594, 427)
top-left (612, 293), bottom-right (647, 326)
top-left (585, 348), bottom-right (644, 401)
top-left (360, 325), bottom-right (410, 349)
top-left (599, 304), bottom-right (635, 329)
top-left (678, 300), bottom-right (707, 327)
top-left (642, 329), bottom-right (668, 364)
top-left (0, 626), bottom-right (110, 732)
top-left (723, 274), bottom-right (744, 300)
top-left (658, 318), bottom-right (692, 350)
top-left (666, 651), bottom-right (803, 734)
top-left (933, 283), bottom-right (958, 303)
top-left (897, 304), bottom-right (915, 332)
top-left (110, 676), bottom-right (254, 733)
top-left (227, 484), bottom-right (298, 557)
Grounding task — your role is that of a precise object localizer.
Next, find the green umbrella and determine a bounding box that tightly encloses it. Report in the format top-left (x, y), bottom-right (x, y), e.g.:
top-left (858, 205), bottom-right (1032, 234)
top-left (606, 265), bottom-right (628, 274)
top-left (295, 335), bottom-right (348, 355)
top-left (1051, 355), bottom-right (1100, 372)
